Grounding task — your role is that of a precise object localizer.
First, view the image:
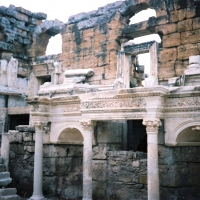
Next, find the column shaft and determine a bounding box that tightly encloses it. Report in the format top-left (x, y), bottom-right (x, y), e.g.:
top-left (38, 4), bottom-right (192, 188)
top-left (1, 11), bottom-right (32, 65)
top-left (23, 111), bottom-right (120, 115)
top-left (147, 133), bottom-right (159, 200)
top-left (83, 130), bottom-right (93, 200)
top-left (30, 130), bottom-right (45, 200)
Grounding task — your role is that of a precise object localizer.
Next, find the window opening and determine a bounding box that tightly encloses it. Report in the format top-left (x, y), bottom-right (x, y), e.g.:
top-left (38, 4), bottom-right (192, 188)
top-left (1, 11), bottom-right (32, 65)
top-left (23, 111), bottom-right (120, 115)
top-left (9, 114), bottom-right (29, 130)
top-left (46, 34), bottom-right (62, 55)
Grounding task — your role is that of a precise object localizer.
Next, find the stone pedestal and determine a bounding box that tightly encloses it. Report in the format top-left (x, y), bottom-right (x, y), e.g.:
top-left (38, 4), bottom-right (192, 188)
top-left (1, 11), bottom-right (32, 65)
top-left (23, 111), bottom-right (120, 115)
top-left (30, 122), bottom-right (46, 200)
top-left (143, 118), bottom-right (161, 200)
top-left (80, 120), bottom-right (96, 200)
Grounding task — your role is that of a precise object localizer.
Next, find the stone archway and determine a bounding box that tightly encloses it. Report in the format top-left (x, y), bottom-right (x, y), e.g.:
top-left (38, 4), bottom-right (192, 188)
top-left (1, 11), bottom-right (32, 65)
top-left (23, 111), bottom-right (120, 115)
top-left (44, 125), bottom-right (84, 199)
top-left (58, 127), bottom-right (84, 145)
top-left (166, 120), bottom-right (200, 146)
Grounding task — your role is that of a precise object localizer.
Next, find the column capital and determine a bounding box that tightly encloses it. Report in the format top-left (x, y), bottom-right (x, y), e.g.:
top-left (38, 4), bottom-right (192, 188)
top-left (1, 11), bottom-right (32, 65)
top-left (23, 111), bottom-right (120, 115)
top-left (33, 122), bottom-right (48, 132)
top-left (143, 118), bottom-right (161, 133)
top-left (80, 120), bottom-right (96, 132)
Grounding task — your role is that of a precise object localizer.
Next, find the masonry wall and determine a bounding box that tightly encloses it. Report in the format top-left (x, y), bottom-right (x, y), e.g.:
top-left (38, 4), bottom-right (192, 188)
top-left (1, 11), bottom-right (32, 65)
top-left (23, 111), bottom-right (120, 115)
top-left (159, 145), bottom-right (200, 199)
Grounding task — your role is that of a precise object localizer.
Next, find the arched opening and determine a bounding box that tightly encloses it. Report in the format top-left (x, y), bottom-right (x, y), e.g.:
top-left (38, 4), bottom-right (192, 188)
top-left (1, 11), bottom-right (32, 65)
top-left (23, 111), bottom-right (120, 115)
top-left (43, 127), bottom-right (84, 199)
top-left (176, 126), bottom-right (200, 145)
top-left (46, 34), bottom-right (62, 55)
top-left (58, 127), bottom-right (84, 144)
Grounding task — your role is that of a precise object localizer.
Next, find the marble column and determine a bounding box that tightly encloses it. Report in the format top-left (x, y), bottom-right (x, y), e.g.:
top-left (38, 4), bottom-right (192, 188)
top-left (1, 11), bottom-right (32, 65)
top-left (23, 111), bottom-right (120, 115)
top-left (80, 120), bottom-right (96, 200)
top-left (143, 118), bottom-right (161, 200)
top-left (30, 122), bottom-right (47, 200)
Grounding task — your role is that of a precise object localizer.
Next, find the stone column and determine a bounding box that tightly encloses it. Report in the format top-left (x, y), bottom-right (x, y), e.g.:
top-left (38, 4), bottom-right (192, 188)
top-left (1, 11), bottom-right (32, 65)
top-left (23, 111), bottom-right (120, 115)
top-left (143, 118), bottom-right (161, 200)
top-left (80, 120), bottom-right (96, 200)
top-left (30, 122), bottom-right (47, 200)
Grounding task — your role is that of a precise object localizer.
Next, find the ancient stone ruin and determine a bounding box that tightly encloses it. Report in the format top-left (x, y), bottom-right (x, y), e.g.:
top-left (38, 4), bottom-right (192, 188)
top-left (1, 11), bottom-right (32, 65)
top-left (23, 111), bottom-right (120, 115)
top-left (0, 0), bottom-right (200, 199)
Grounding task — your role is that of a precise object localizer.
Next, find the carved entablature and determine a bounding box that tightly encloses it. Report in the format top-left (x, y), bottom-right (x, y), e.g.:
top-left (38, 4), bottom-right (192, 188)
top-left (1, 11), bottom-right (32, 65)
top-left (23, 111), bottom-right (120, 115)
top-left (80, 120), bottom-right (96, 132)
top-left (143, 118), bottom-right (161, 133)
top-left (80, 98), bottom-right (146, 110)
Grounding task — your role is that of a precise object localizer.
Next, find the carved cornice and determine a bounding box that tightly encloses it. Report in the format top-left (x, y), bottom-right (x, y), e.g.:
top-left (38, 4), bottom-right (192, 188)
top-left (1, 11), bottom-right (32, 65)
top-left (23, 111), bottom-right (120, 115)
top-left (143, 118), bottom-right (161, 133)
top-left (80, 120), bottom-right (96, 132)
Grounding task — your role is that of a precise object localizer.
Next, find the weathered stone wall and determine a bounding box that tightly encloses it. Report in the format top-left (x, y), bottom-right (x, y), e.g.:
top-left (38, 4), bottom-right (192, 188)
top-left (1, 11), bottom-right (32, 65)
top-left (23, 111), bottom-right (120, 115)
top-left (8, 128), bottom-right (83, 199)
top-left (159, 145), bottom-right (200, 199)
top-left (59, 0), bottom-right (200, 85)
top-left (0, 4), bottom-right (63, 64)
top-left (60, 9), bottom-right (126, 85)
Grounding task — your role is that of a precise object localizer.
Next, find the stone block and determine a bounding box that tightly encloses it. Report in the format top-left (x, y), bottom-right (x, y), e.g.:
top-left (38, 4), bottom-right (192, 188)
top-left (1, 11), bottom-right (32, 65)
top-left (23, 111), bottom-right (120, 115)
top-left (92, 160), bottom-right (107, 181)
top-left (158, 48), bottom-right (177, 63)
top-left (178, 19), bottom-right (193, 32)
top-left (175, 60), bottom-right (188, 76)
top-left (22, 132), bottom-right (33, 142)
top-left (181, 30), bottom-right (200, 45)
top-left (193, 17), bottom-right (200, 30)
top-left (155, 23), bottom-right (177, 35)
top-left (93, 181), bottom-right (107, 199)
top-left (158, 66), bottom-right (175, 80)
top-left (43, 145), bottom-right (67, 158)
top-left (132, 160), bottom-right (140, 167)
top-left (139, 175), bottom-right (147, 184)
top-left (32, 12), bottom-right (47, 20)
top-left (157, 15), bottom-right (169, 25)
top-left (16, 125), bottom-right (35, 132)
top-left (163, 33), bottom-right (180, 48)
top-left (170, 10), bottom-right (179, 23)
top-left (92, 144), bottom-right (108, 160)
top-left (159, 165), bottom-right (176, 187)
top-left (8, 131), bottom-right (22, 143)
top-left (177, 43), bottom-right (200, 60)
top-left (24, 146), bottom-right (34, 153)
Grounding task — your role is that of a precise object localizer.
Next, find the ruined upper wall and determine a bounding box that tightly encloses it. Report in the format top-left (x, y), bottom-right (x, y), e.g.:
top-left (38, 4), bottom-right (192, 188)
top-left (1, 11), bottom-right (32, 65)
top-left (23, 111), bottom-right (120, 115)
top-left (1, 0), bottom-right (200, 85)
top-left (60, 0), bottom-right (200, 85)
top-left (0, 4), bottom-right (64, 64)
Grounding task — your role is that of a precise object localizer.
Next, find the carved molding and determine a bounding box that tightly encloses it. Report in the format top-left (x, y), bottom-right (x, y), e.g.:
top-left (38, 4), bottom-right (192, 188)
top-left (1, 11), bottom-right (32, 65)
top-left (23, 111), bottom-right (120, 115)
top-left (143, 118), bottom-right (161, 133)
top-left (81, 98), bottom-right (146, 110)
top-left (80, 120), bottom-right (96, 132)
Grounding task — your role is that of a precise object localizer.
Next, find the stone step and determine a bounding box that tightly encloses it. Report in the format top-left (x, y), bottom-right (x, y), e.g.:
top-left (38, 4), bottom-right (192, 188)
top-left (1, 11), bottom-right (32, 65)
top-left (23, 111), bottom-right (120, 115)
top-left (0, 164), bottom-right (6, 172)
top-left (0, 172), bottom-right (12, 187)
top-left (1, 195), bottom-right (21, 200)
top-left (0, 172), bottom-right (11, 179)
top-left (0, 188), bottom-right (17, 196)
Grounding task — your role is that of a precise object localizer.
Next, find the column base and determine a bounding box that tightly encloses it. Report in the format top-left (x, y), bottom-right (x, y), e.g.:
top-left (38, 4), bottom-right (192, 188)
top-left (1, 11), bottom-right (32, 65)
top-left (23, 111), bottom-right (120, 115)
top-left (29, 194), bottom-right (46, 200)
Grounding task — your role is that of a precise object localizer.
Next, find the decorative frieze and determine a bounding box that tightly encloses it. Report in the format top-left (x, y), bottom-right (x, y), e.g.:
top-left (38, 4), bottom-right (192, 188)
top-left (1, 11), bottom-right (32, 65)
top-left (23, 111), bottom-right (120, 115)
top-left (166, 97), bottom-right (200, 107)
top-left (81, 98), bottom-right (146, 110)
